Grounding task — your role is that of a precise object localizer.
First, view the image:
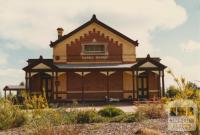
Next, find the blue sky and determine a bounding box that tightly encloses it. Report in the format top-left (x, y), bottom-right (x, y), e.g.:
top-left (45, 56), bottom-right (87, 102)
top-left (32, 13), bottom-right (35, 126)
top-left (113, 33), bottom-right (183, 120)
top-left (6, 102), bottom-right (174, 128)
top-left (0, 0), bottom-right (199, 94)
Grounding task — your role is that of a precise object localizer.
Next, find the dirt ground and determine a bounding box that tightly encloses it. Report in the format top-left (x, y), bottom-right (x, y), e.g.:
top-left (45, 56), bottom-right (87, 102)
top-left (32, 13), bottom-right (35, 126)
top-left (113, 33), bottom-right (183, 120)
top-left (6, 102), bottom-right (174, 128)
top-left (0, 119), bottom-right (191, 135)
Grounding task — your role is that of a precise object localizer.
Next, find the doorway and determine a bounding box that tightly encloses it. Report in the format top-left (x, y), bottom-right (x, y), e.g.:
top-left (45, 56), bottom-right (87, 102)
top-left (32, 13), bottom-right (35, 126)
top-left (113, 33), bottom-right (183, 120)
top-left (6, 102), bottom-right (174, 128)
top-left (41, 74), bottom-right (52, 101)
top-left (138, 74), bottom-right (149, 100)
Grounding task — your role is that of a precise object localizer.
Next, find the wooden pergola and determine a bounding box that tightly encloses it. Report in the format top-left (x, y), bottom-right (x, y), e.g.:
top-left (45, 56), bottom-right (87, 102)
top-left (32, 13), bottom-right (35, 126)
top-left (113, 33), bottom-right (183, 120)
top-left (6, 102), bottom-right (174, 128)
top-left (3, 85), bottom-right (26, 99)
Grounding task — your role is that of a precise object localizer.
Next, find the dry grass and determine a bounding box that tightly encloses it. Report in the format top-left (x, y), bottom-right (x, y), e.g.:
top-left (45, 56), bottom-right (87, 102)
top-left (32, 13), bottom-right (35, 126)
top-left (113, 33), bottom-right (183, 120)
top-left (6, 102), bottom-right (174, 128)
top-left (26, 125), bottom-right (81, 135)
top-left (135, 128), bottom-right (164, 135)
top-left (137, 104), bottom-right (167, 119)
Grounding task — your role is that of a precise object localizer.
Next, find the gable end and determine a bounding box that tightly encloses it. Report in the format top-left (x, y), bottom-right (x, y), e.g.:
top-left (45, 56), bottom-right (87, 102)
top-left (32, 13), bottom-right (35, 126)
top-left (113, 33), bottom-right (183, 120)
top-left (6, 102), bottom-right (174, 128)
top-left (50, 15), bottom-right (139, 47)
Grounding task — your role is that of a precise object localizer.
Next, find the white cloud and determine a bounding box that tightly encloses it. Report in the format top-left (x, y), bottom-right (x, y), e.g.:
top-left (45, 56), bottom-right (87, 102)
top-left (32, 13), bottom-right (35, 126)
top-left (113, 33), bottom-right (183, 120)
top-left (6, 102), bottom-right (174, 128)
top-left (0, 68), bottom-right (24, 95)
top-left (180, 40), bottom-right (200, 53)
top-left (0, 0), bottom-right (189, 91)
top-left (0, 51), bottom-right (8, 65)
top-left (0, 0), bottom-right (187, 53)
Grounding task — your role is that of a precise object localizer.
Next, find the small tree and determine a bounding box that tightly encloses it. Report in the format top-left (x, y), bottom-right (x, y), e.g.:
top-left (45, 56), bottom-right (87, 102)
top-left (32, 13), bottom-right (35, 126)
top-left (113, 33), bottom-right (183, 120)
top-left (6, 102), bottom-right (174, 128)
top-left (166, 85), bottom-right (180, 98)
top-left (167, 69), bottom-right (199, 135)
top-left (187, 81), bottom-right (199, 90)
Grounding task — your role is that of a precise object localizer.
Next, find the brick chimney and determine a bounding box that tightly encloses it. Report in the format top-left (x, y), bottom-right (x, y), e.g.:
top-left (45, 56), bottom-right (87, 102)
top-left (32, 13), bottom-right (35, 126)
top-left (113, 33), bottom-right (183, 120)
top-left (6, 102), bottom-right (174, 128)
top-left (57, 27), bottom-right (64, 39)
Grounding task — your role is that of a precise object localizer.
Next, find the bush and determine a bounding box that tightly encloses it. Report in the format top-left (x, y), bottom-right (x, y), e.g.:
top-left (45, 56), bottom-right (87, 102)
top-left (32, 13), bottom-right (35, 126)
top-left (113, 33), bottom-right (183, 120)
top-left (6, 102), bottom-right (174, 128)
top-left (98, 106), bottom-right (125, 117)
top-left (110, 114), bottom-right (126, 122)
top-left (166, 85), bottom-right (180, 98)
top-left (161, 97), bottom-right (169, 104)
top-left (23, 95), bottom-right (48, 109)
top-left (28, 109), bottom-right (65, 128)
top-left (122, 114), bottom-right (137, 123)
top-left (28, 108), bottom-right (105, 127)
top-left (76, 109), bottom-right (104, 124)
top-left (62, 109), bottom-right (79, 124)
top-left (137, 104), bottom-right (166, 119)
top-left (110, 111), bottom-right (146, 123)
top-left (0, 100), bottom-right (27, 130)
top-left (133, 111), bottom-right (146, 122)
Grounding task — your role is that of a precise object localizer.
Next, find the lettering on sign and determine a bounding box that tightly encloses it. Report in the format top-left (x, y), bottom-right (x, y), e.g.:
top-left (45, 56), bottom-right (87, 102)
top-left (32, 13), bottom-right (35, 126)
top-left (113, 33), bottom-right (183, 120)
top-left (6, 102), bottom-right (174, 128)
top-left (82, 55), bottom-right (108, 60)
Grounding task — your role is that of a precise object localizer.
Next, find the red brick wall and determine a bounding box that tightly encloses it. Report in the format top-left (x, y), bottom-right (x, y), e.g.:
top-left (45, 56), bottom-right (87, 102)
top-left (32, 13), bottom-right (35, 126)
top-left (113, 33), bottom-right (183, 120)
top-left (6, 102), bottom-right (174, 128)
top-left (67, 30), bottom-right (122, 62)
top-left (84, 71), bottom-right (107, 91)
top-left (30, 74), bottom-right (41, 92)
top-left (67, 71), bottom-right (123, 100)
top-left (148, 72), bottom-right (159, 99)
top-left (109, 71), bottom-right (123, 91)
top-left (67, 72), bottom-right (82, 91)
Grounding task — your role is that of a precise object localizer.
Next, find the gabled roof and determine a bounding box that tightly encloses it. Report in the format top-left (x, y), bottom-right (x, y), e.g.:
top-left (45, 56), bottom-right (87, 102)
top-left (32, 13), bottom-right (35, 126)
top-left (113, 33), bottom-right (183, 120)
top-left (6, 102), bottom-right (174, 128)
top-left (23, 56), bottom-right (57, 71)
top-left (133, 54), bottom-right (167, 69)
top-left (50, 14), bottom-right (139, 47)
top-left (136, 57), bottom-right (161, 62)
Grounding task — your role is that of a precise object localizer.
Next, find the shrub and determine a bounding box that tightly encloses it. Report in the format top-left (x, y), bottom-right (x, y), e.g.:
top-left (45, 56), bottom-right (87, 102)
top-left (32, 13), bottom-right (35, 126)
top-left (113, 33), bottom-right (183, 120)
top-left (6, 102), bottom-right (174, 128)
top-left (110, 112), bottom-right (146, 123)
top-left (110, 114), bottom-right (126, 122)
top-left (122, 114), bottom-right (137, 123)
top-left (166, 85), bottom-right (180, 98)
top-left (0, 100), bottom-right (27, 130)
top-left (137, 104), bottom-right (166, 119)
top-left (63, 109), bottom-right (79, 124)
top-left (121, 112), bottom-right (146, 123)
top-left (76, 109), bottom-right (104, 124)
top-left (76, 110), bottom-right (91, 123)
top-left (98, 106), bottom-right (125, 117)
top-left (23, 95), bottom-right (48, 109)
top-left (161, 97), bottom-right (169, 104)
top-left (28, 108), bottom-right (105, 127)
top-left (133, 111), bottom-right (146, 122)
top-left (28, 109), bottom-right (65, 128)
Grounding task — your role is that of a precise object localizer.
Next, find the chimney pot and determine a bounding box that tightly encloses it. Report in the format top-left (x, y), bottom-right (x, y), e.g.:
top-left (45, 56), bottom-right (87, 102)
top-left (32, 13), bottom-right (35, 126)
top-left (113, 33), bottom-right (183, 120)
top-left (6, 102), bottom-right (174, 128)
top-left (57, 27), bottom-right (64, 39)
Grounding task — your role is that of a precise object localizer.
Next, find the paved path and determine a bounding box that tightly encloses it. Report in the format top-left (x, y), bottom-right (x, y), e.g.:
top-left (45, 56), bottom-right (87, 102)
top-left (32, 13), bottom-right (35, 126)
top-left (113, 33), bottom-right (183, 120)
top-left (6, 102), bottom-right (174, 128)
top-left (66, 105), bottom-right (137, 113)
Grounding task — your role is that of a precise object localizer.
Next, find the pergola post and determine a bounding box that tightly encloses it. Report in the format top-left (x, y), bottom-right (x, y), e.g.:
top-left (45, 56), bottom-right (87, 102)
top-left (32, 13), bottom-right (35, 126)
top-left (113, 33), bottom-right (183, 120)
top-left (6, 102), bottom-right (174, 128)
top-left (66, 71), bottom-right (68, 100)
top-left (158, 70), bottom-right (161, 98)
top-left (132, 70), bottom-right (135, 101)
top-left (81, 71), bottom-right (84, 102)
top-left (4, 90), bottom-right (6, 99)
top-left (55, 72), bottom-right (58, 100)
top-left (29, 71), bottom-right (31, 94)
top-left (136, 70), bottom-right (139, 101)
top-left (51, 71), bottom-right (54, 100)
top-left (25, 72), bottom-right (28, 90)
top-left (162, 70), bottom-right (165, 97)
top-left (106, 71), bottom-right (109, 100)
top-left (146, 70), bottom-right (149, 99)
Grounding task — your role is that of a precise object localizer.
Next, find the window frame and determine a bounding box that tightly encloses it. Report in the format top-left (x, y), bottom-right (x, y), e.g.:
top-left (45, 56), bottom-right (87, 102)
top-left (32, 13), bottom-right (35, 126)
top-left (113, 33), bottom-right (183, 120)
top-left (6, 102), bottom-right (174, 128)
top-left (81, 42), bottom-right (108, 55)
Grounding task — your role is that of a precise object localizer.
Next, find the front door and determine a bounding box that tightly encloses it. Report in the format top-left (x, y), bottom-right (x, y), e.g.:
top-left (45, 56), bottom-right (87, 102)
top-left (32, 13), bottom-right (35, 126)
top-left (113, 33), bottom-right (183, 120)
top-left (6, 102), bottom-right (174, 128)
top-left (138, 76), bottom-right (148, 100)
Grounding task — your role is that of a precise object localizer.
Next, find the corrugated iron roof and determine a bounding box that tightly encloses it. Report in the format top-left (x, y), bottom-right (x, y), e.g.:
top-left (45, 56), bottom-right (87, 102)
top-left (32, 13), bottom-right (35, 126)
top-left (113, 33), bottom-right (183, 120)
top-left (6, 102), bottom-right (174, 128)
top-left (56, 63), bottom-right (136, 69)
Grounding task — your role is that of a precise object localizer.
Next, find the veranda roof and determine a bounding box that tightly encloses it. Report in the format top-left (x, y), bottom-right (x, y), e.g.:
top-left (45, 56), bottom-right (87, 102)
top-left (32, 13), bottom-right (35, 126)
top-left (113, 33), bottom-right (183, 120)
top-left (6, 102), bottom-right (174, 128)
top-left (3, 85), bottom-right (26, 91)
top-left (56, 63), bottom-right (136, 69)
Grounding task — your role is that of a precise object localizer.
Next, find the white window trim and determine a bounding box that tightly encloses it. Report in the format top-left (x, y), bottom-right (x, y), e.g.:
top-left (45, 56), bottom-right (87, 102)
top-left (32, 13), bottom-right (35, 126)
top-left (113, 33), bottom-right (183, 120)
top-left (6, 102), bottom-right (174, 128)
top-left (81, 42), bottom-right (108, 56)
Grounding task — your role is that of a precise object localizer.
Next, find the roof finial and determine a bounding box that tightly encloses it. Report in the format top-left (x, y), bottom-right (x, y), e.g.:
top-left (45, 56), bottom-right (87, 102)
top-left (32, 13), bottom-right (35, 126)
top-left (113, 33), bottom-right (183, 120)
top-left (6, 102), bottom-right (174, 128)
top-left (39, 55), bottom-right (43, 59)
top-left (91, 14), bottom-right (97, 21)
